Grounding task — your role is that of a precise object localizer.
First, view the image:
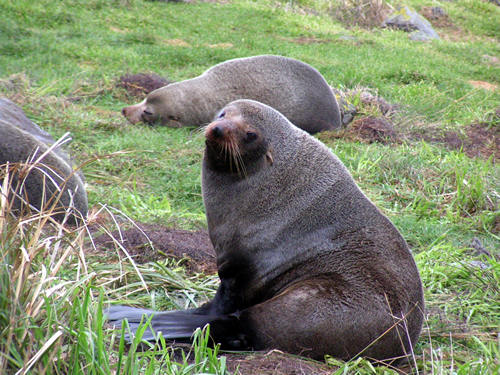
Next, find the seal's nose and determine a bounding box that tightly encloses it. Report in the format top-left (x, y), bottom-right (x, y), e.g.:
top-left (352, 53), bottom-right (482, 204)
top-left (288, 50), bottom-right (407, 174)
top-left (121, 107), bottom-right (127, 116)
top-left (211, 125), bottom-right (224, 138)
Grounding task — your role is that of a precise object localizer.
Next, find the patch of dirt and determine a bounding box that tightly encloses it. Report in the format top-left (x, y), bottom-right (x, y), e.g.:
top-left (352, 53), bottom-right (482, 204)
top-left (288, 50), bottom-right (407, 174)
top-left (91, 223), bottom-right (217, 274)
top-left (320, 116), bottom-right (398, 145)
top-left (411, 122), bottom-right (499, 161)
top-left (332, 0), bottom-right (392, 29)
top-left (420, 7), bottom-right (454, 28)
top-left (159, 38), bottom-right (192, 47)
top-left (319, 96), bottom-right (498, 162)
top-left (349, 116), bottom-right (396, 143)
top-left (418, 6), bottom-right (471, 43)
top-left (468, 80), bottom-right (498, 91)
top-left (358, 90), bottom-right (398, 115)
top-left (279, 36), bottom-right (332, 44)
top-left (168, 346), bottom-right (335, 375)
top-left (117, 73), bottom-right (172, 98)
top-left (109, 26), bottom-right (128, 34)
top-left (205, 42), bottom-right (233, 49)
top-left (224, 351), bottom-right (333, 375)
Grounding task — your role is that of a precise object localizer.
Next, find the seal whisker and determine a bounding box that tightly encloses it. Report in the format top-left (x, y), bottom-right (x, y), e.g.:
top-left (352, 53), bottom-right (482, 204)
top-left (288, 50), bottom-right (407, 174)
top-left (227, 137), bottom-right (245, 178)
top-left (228, 139), bottom-right (238, 176)
top-left (233, 141), bottom-right (247, 178)
top-left (224, 141), bottom-right (233, 173)
top-left (197, 124), bottom-right (210, 135)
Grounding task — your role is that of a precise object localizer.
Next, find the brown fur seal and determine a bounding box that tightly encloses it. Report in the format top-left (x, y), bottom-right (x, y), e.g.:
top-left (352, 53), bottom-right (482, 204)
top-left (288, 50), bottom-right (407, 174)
top-left (122, 55), bottom-right (341, 134)
top-left (107, 99), bottom-right (424, 361)
top-left (0, 118), bottom-right (88, 224)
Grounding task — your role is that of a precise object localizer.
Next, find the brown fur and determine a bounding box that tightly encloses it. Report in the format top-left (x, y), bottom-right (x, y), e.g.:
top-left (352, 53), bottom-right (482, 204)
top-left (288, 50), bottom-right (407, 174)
top-left (0, 118), bottom-right (87, 223)
top-left (122, 55), bottom-right (341, 134)
top-left (107, 100), bottom-right (423, 362)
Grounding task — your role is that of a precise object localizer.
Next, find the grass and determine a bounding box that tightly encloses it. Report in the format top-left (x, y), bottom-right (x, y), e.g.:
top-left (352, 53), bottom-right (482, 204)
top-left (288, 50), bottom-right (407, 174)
top-left (1, 0), bottom-right (499, 373)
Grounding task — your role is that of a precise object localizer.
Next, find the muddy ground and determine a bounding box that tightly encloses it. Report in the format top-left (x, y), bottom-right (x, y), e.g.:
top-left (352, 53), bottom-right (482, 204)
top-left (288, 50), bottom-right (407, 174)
top-left (92, 223), bottom-right (217, 274)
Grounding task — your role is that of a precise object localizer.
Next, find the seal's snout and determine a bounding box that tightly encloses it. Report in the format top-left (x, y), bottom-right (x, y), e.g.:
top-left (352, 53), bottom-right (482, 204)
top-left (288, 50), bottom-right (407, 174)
top-left (205, 119), bottom-right (233, 142)
top-left (211, 125), bottom-right (224, 138)
top-left (121, 99), bottom-right (147, 124)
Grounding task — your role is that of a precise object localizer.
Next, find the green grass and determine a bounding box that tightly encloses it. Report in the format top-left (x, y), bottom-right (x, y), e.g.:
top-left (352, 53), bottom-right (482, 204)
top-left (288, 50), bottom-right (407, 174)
top-left (1, 0), bottom-right (499, 373)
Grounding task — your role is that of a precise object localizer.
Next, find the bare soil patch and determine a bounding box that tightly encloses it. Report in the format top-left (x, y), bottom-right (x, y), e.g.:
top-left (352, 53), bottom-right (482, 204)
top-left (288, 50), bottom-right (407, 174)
top-left (91, 223), bottom-right (217, 274)
top-left (205, 42), bottom-right (234, 49)
top-left (320, 108), bottom-right (499, 162)
top-left (410, 121), bottom-right (499, 161)
top-left (280, 36), bottom-right (332, 44)
top-left (336, 116), bottom-right (397, 144)
top-left (420, 7), bottom-right (455, 29)
top-left (224, 351), bottom-right (333, 375)
top-left (332, 0), bottom-right (392, 29)
top-left (159, 38), bottom-right (192, 47)
top-left (117, 73), bottom-right (172, 98)
top-left (468, 80), bottom-right (498, 92)
top-left (418, 6), bottom-right (473, 43)
top-left (168, 346), bottom-right (335, 375)
top-left (318, 113), bottom-right (398, 145)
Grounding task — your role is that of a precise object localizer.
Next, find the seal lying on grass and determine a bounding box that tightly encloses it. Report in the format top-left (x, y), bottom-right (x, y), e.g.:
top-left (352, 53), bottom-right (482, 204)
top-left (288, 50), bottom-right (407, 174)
top-left (0, 115), bottom-right (88, 224)
top-left (108, 99), bottom-right (424, 361)
top-left (121, 55), bottom-right (341, 134)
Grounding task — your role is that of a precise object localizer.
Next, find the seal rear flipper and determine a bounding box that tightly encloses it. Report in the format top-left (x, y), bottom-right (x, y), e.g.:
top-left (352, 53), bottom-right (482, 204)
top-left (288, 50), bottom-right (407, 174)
top-left (105, 305), bottom-right (247, 347)
top-left (106, 305), bottom-right (213, 342)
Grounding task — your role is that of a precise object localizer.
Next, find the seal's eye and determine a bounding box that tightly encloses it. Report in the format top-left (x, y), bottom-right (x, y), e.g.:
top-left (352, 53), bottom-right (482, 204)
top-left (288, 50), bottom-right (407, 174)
top-left (218, 111), bottom-right (225, 119)
top-left (143, 110), bottom-right (153, 116)
top-left (245, 131), bottom-right (257, 143)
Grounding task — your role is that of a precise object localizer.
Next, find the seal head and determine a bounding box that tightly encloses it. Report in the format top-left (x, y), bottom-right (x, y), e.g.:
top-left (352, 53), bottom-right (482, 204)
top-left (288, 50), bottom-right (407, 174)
top-left (204, 107), bottom-right (272, 177)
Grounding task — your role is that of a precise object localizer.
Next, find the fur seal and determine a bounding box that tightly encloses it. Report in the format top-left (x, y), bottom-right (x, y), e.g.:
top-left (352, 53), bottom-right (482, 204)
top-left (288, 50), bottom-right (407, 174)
top-left (0, 111), bottom-right (88, 223)
top-left (0, 98), bottom-right (56, 146)
top-left (107, 99), bottom-right (424, 361)
top-left (121, 55), bottom-right (341, 134)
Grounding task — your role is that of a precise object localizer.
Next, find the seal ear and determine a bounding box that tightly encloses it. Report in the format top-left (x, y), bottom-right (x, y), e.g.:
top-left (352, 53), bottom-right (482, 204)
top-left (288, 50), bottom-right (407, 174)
top-left (266, 149), bottom-right (274, 166)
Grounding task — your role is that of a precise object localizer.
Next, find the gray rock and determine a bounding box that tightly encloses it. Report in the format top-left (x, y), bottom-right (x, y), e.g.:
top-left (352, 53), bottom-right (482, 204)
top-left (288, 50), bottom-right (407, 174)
top-left (382, 5), bottom-right (440, 40)
top-left (0, 98), bottom-right (88, 223)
